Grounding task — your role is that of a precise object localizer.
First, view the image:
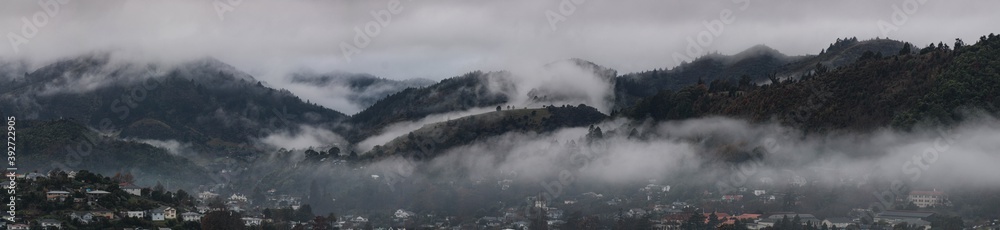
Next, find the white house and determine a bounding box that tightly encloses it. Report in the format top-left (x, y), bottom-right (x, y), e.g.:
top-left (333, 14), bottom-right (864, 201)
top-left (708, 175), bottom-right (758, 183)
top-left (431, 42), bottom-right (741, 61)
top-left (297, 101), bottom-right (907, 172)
top-left (8, 224), bottom-right (30, 230)
top-left (121, 184), bottom-right (142, 196)
top-left (229, 193), bottom-right (248, 203)
top-left (242, 217), bottom-right (263, 226)
top-left (181, 212), bottom-right (203, 222)
top-left (150, 206), bottom-right (177, 221)
top-left (353, 216), bottom-right (368, 223)
top-left (822, 218), bottom-right (855, 229)
top-left (70, 211), bottom-right (94, 223)
top-left (907, 190), bottom-right (947, 208)
top-left (198, 191), bottom-right (219, 201)
top-left (124, 210), bottom-right (145, 218)
top-left (394, 209), bottom-right (416, 219)
top-left (39, 219), bottom-right (62, 229)
top-left (753, 190), bottom-right (767, 196)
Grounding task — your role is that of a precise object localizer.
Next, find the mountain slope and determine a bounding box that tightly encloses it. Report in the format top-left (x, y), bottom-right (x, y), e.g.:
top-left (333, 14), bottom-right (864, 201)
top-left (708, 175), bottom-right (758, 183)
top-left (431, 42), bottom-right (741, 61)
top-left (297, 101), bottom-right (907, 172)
top-left (622, 35), bottom-right (998, 131)
top-left (348, 71), bottom-right (514, 142)
top-left (0, 54), bottom-right (348, 151)
top-left (18, 119), bottom-right (211, 189)
top-left (366, 104), bottom-right (607, 159)
top-left (613, 38), bottom-right (906, 110)
top-left (289, 71), bottom-right (435, 112)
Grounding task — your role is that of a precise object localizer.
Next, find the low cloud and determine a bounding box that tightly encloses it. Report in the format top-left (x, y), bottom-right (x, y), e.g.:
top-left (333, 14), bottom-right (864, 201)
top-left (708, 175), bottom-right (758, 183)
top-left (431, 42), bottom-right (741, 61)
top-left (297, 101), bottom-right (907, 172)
top-left (260, 125), bottom-right (347, 150)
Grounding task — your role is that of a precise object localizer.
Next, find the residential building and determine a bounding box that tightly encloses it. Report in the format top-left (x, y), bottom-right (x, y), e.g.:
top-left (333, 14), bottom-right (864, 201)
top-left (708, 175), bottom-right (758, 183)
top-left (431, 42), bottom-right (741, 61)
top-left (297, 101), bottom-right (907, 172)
top-left (150, 206), bottom-right (177, 221)
top-left (121, 184), bottom-right (142, 196)
top-left (198, 191), bottom-right (219, 201)
top-left (124, 210), bottom-right (146, 218)
top-left (242, 217), bottom-right (263, 226)
top-left (757, 213), bottom-right (821, 227)
top-left (181, 212), bottom-right (203, 222)
top-left (91, 209), bottom-right (115, 219)
top-left (70, 211), bottom-right (94, 223)
top-left (394, 209), bottom-right (416, 219)
top-left (39, 219), bottom-right (62, 229)
top-left (907, 190), bottom-right (947, 208)
top-left (822, 217), bottom-right (856, 228)
top-left (875, 210), bottom-right (935, 226)
top-left (46, 190), bottom-right (71, 202)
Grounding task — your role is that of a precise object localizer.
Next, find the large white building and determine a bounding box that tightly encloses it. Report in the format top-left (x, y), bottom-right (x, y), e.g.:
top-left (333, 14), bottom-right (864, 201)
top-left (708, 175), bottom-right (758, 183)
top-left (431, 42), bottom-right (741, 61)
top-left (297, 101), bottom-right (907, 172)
top-left (907, 190), bottom-right (946, 208)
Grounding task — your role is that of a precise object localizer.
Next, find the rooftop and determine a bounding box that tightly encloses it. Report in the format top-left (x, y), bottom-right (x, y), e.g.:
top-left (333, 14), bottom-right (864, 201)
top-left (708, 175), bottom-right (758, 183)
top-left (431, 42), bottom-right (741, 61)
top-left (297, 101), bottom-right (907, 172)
top-left (909, 190), bottom-right (945, 196)
top-left (877, 211), bottom-right (935, 219)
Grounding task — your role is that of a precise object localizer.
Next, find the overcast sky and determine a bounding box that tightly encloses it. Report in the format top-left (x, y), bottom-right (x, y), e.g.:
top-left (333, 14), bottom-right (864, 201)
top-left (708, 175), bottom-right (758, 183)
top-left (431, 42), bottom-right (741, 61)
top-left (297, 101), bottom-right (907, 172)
top-left (2, 0), bottom-right (998, 81)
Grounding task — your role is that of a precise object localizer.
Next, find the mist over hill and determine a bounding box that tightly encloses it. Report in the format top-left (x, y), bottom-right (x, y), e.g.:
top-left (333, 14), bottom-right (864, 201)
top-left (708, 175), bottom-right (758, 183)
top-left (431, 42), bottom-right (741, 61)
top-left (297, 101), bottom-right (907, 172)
top-left (5, 33), bottom-right (1000, 228)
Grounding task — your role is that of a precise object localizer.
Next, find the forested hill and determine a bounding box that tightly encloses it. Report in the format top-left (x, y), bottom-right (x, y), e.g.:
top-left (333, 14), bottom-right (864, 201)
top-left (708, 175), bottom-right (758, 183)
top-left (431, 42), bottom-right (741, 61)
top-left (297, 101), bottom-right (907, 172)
top-left (0, 54), bottom-right (348, 150)
top-left (613, 38), bottom-right (905, 110)
top-left (622, 34), bottom-right (1000, 131)
top-left (17, 119), bottom-right (210, 189)
top-left (289, 71), bottom-right (436, 110)
top-left (366, 104), bottom-right (606, 159)
top-left (347, 71), bottom-right (514, 142)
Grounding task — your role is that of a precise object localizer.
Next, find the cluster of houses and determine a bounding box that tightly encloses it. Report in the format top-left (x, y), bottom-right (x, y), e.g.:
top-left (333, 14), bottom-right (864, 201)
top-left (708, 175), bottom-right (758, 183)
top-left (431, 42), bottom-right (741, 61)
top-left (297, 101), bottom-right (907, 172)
top-left (11, 169), bottom-right (987, 229)
top-left (23, 183), bottom-right (208, 229)
top-left (9, 170), bottom-right (315, 229)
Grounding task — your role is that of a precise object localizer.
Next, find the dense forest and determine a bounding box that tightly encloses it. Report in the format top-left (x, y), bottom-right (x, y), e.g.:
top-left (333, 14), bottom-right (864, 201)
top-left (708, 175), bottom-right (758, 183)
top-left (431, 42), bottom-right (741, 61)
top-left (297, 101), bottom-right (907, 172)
top-left (366, 104), bottom-right (606, 159)
top-left (622, 34), bottom-right (1000, 132)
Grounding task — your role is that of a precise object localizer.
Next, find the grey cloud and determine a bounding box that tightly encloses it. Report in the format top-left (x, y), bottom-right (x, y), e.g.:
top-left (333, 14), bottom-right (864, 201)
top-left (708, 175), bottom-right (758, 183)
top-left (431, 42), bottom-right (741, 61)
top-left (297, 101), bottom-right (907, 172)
top-left (3, 0), bottom-right (997, 83)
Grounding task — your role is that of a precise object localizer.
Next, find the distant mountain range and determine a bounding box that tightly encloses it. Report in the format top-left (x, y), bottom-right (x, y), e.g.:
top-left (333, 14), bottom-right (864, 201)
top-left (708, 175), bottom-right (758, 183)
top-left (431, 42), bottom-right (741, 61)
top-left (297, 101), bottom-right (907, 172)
top-left (289, 71), bottom-right (436, 113)
top-left (5, 34), bottom-right (999, 178)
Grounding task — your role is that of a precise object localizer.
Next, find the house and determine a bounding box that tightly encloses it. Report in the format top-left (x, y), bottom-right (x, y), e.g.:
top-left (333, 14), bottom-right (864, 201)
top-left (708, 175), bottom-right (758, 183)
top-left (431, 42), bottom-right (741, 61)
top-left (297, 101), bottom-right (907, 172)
top-left (229, 193), bottom-right (248, 203)
top-left (627, 208), bottom-right (648, 218)
top-left (46, 190), bottom-right (71, 201)
top-left (724, 213), bottom-right (762, 226)
top-left (150, 206), bottom-right (177, 221)
top-left (875, 210), bottom-right (935, 226)
top-left (86, 190), bottom-right (111, 205)
top-left (25, 172), bottom-right (46, 181)
top-left (91, 209), bottom-right (115, 219)
top-left (181, 212), bottom-right (203, 222)
top-left (70, 211), bottom-right (95, 223)
top-left (8, 224), bottom-right (30, 230)
top-left (198, 191), bottom-right (219, 201)
top-left (242, 217), bottom-right (263, 226)
top-left (150, 208), bottom-right (165, 221)
top-left (353, 216), bottom-right (368, 223)
top-left (124, 210), bottom-right (146, 218)
top-left (394, 209), bottom-right (416, 219)
top-left (121, 184), bottom-right (142, 196)
top-left (757, 213), bottom-right (821, 228)
top-left (754, 190), bottom-right (767, 196)
top-left (86, 190), bottom-right (111, 196)
top-left (730, 213), bottom-right (761, 223)
top-left (39, 219), bottom-right (62, 229)
top-left (164, 207), bottom-right (177, 219)
top-left (722, 194), bottom-right (744, 202)
top-left (822, 217), bottom-right (856, 228)
top-left (907, 190), bottom-right (947, 208)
